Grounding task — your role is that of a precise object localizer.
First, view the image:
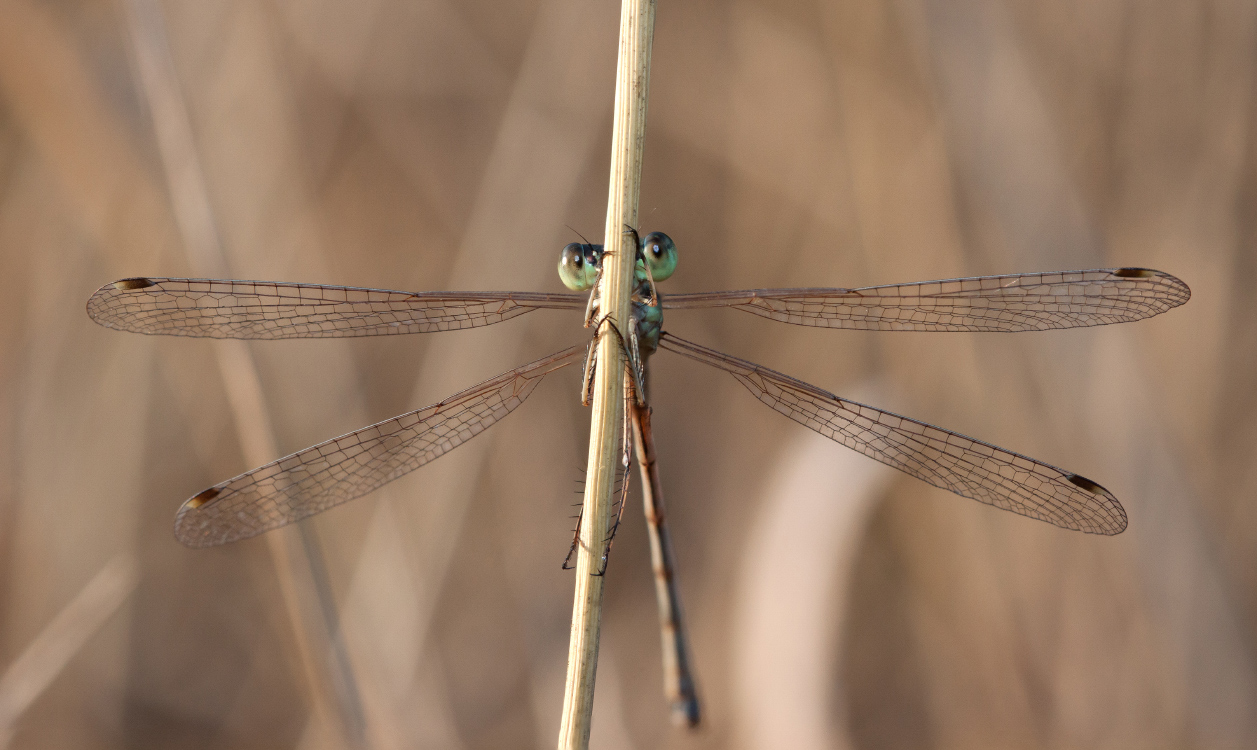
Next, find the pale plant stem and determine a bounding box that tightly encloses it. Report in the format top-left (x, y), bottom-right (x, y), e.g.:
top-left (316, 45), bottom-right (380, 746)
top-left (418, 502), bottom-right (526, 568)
top-left (123, 1), bottom-right (367, 746)
top-left (556, 0), bottom-right (655, 747)
top-left (0, 555), bottom-right (138, 749)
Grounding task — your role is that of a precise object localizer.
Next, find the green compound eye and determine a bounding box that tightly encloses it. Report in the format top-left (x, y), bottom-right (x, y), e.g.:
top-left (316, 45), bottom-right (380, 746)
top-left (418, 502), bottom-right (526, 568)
top-left (640, 232), bottom-right (677, 282)
top-left (558, 243), bottom-right (600, 291)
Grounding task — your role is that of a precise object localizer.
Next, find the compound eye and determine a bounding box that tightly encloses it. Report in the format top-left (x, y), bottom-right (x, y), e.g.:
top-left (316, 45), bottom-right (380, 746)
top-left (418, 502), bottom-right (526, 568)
top-left (640, 232), bottom-right (677, 282)
top-left (559, 243), bottom-right (598, 291)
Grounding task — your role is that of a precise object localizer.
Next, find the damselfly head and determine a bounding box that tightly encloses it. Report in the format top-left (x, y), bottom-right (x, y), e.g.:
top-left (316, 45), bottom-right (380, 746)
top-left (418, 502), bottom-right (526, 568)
top-left (559, 243), bottom-right (602, 291)
top-left (638, 231), bottom-right (677, 282)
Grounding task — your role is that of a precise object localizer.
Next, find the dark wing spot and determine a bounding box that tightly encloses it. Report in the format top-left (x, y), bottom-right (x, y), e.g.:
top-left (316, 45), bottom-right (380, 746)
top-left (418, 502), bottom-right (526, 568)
top-left (1112, 268), bottom-right (1156, 278)
top-left (113, 277), bottom-right (157, 290)
top-left (1066, 473), bottom-right (1105, 494)
top-left (186, 487), bottom-right (221, 509)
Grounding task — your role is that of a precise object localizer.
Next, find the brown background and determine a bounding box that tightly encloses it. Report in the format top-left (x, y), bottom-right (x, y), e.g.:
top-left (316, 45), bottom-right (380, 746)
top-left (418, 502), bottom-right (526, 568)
top-left (0, 0), bottom-right (1252, 748)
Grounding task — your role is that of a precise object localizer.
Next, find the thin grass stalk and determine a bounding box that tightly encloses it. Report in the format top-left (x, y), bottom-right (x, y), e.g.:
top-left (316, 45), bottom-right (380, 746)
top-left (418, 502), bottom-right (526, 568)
top-left (0, 555), bottom-right (138, 749)
top-left (123, 1), bottom-right (367, 746)
top-left (556, 0), bottom-right (655, 746)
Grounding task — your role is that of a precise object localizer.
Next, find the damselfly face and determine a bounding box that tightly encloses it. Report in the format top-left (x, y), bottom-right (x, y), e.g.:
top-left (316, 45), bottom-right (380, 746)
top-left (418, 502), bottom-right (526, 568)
top-left (638, 231), bottom-right (676, 282)
top-left (558, 243), bottom-right (601, 291)
top-left (558, 232), bottom-right (678, 291)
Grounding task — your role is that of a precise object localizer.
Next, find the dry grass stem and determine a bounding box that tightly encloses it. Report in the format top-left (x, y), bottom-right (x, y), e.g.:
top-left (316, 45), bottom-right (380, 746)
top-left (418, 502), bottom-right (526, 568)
top-left (556, 0), bottom-right (655, 747)
top-left (0, 555), bottom-right (138, 749)
top-left (123, 0), bottom-right (367, 745)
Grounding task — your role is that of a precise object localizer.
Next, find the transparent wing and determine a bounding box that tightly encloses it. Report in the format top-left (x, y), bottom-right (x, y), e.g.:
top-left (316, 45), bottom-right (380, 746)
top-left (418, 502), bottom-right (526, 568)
top-left (662, 268), bottom-right (1189, 332)
top-left (659, 333), bottom-right (1126, 534)
top-left (174, 345), bottom-right (586, 547)
top-left (88, 277), bottom-right (585, 339)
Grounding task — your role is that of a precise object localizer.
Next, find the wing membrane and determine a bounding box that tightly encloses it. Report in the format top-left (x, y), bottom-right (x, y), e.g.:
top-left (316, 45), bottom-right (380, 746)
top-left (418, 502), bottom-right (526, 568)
top-left (659, 333), bottom-right (1126, 534)
top-left (174, 345), bottom-right (585, 547)
top-left (662, 268), bottom-right (1188, 332)
top-left (88, 277), bottom-right (585, 339)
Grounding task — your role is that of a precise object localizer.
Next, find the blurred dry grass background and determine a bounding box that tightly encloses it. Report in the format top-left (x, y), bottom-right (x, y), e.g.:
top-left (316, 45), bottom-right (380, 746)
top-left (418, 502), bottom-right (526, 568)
top-left (0, 0), bottom-right (1253, 747)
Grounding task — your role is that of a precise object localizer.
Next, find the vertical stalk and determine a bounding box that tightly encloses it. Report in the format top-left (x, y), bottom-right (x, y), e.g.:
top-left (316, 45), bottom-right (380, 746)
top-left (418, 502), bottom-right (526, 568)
top-left (556, 1), bottom-right (655, 747)
top-left (124, 1), bottom-right (367, 746)
top-left (630, 402), bottom-right (700, 726)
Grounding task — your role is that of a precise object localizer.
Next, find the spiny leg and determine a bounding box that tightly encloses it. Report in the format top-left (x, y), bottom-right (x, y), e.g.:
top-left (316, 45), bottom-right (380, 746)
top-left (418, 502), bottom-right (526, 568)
top-left (570, 314), bottom-right (639, 567)
top-left (594, 372), bottom-right (637, 576)
top-left (625, 312), bottom-right (647, 407)
top-left (625, 222), bottom-right (663, 306)
top-left (581, 336), bottom-right (598, 407)
top-left (562, 506), bottom-right (583, 570)
top-left (583, 313), bottom-right (645, 408)
top-left (582, 268), bottom-right (602, 328)
top-left (566, 361), bottom-right (637, 573)
top-left (623, 224), bottom-right (660, 308)
top-left (561, 464), bottom-right (592, 570)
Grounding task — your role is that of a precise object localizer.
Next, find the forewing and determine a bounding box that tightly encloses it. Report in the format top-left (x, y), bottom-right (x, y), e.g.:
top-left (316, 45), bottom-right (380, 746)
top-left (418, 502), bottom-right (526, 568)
top-left (662, 268), bottom-right (1189, 332)
top-left (659, 334), bottom-right (1126, 534)
top-left (88, 277), bottom-right (584, 339)
top-left (174, 345), bottom-right (585, 547)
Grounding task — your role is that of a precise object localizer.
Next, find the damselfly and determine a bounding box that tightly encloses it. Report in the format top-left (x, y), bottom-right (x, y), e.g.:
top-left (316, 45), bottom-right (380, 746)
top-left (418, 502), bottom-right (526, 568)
top-left (87, 232), bottom-right (1189, 725)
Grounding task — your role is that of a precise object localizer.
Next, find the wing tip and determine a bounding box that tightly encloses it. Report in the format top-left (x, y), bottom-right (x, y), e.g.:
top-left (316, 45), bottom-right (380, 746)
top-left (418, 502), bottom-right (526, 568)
top-left (87, 278), bottom-right (160, 329)
top-left (172, 488), bottom-right (222, 548)
top-left (1066, 472), bottom-right (1105, 494)
top-left (1110, 267), bottom-right (1192, 309)
top-left (112, 277), bottom-right (157, 291)
top-left (185, 486), bottom-right (221, 510)
top-left (1065, 472), bottom-right (1128, 535)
